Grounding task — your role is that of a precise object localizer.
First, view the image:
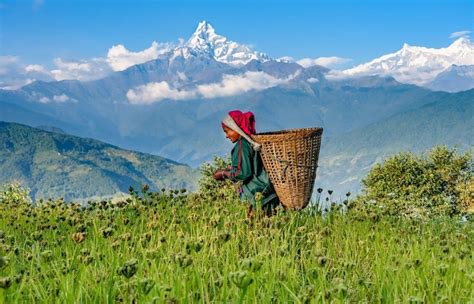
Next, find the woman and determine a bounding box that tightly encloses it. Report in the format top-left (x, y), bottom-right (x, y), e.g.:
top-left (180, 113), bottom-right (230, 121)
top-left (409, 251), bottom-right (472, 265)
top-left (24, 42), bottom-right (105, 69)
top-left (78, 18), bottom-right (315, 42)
top-left (213, 110), bottom-right (280, 217)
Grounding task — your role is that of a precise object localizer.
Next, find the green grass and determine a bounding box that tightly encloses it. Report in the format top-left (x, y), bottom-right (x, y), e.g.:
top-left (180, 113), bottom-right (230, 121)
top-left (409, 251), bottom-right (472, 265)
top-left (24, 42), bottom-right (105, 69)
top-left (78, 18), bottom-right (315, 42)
top-left (0, 187), bottom-right (473, 303)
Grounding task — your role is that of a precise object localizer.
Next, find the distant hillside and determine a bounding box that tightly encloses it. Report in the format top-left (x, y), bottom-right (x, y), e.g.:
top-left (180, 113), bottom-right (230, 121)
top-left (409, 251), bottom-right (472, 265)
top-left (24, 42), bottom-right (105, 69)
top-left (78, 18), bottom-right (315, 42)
top-left (427, 65), bottom-right (474, 93)
top-left (0, 121), bottom-right (199, 201)
top-left (0, 100), bottom-right (79, 133)
top-left (315, 89), bottom-right (474, 194)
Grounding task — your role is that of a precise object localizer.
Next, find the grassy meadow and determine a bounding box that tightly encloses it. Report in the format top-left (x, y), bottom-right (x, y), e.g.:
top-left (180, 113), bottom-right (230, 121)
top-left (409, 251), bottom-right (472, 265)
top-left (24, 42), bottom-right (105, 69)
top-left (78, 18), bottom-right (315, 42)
top-left (0, 191), bottom-right (472, 302)
top-left (0, 150), bottom-right (473, 303)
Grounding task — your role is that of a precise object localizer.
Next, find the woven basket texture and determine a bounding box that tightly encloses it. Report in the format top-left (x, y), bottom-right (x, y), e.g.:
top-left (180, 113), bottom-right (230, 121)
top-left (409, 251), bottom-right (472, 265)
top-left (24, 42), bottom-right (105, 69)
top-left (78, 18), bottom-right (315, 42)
top-left (252, 127), bottom-right (323, 210)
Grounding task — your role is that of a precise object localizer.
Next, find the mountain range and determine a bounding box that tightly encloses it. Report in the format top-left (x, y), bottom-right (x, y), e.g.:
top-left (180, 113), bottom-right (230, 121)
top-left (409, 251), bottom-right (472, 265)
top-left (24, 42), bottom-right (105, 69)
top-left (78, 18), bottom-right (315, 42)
top-left (340, 37), bottom-right (474, 90)
top-left (0, 21), bottom-right (473, 198)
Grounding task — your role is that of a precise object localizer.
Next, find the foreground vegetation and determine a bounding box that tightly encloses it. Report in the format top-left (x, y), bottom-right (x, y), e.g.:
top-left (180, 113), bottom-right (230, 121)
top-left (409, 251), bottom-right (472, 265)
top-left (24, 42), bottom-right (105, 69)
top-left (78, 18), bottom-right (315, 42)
top-left (0, 147), bottom-right (473, 303)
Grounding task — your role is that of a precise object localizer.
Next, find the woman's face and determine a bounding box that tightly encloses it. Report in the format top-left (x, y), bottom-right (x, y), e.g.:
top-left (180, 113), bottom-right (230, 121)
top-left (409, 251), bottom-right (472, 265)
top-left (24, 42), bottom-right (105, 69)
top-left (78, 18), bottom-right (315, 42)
top-left (223, 126), bottom-right (241, 143)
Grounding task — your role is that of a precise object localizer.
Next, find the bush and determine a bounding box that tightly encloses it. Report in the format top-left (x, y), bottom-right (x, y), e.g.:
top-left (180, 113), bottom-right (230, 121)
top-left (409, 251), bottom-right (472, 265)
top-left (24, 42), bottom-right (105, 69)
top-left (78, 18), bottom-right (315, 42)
top-left (0, 182), bottom-right (32, 206)
top-left (194, 155), bottom-right (239, 203)
top-left (456, 176), bottom-right (474, 212)
top-left (352, 146), bottom-right (473, 217)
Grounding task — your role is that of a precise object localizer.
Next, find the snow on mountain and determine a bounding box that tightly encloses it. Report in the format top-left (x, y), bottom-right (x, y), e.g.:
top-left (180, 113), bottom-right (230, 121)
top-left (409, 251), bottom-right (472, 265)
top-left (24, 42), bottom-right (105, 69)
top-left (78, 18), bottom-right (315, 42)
top-left (170, 21), bottom-right (270, 66)
top-left (341, 37), bottom-right (474, 86)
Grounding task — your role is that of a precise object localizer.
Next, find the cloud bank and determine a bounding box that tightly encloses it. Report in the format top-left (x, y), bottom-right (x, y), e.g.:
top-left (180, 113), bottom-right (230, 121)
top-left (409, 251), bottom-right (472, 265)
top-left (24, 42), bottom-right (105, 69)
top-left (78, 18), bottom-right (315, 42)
top-left (127, 82), bottom-right (196, 104)
top-left (0, 56), bottom-right (19, 75)
top-left (296, 56), bottom-right (351, 68)
top-left (127, 71), bottom-right (297, 104)
top-left (0, 54), bottom-right (115, 89)
top-left (195, 71), bottom-right (290, 99)
top-left (1, 40), bottom-right (176, 87)
top-left (52, 94), bottom-right (70, 103)
top-left (0, 56), bottom-right (53, 90)
top-left (50, 58), bottom-right (112, 81)
top-left (107, 41), bottom-right (174, 71)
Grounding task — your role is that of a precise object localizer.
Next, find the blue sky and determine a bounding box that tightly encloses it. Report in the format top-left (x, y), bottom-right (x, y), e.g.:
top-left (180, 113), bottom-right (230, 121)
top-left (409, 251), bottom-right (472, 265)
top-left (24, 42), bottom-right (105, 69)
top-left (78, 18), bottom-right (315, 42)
top-left (0, 0), bottom-right (472, 69)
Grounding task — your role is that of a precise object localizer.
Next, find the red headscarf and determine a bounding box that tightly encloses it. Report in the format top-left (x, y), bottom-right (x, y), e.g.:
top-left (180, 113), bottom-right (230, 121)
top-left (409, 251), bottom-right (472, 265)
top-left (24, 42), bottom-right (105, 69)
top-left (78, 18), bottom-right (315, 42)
top-left (221, 110), bottom-right (256, 136)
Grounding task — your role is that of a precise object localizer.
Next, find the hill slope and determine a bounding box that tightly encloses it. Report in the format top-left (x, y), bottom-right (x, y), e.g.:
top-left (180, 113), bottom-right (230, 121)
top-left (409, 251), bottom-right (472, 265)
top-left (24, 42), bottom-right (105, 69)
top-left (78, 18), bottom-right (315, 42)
top-left (0, 121), bottom-right (198, 201)
top-left (316, 89), bottom-right (474, 194)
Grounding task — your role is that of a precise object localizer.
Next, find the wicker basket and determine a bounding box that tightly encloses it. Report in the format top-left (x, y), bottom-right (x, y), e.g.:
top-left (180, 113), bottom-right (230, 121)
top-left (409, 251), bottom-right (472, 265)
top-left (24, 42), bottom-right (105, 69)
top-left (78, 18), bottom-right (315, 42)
top-left (252, 127), bottom-right (323, 210)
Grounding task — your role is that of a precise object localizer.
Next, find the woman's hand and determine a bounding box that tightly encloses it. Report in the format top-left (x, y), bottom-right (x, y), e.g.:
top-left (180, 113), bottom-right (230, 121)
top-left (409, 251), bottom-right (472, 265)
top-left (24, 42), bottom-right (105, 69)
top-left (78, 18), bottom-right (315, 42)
top-left (213, 169), bottom-right (229, 181)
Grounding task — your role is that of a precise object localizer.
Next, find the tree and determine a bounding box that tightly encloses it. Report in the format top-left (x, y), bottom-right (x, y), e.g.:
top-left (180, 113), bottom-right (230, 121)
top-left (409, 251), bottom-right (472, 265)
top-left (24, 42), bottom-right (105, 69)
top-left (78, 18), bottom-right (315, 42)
top-left (353, 146), bottom-right (473, 217)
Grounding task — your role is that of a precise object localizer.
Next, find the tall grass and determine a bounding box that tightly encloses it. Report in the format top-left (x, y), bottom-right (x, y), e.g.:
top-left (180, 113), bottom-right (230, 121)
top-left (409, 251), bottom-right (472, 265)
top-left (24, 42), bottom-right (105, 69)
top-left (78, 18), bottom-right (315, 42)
top-left (0, 185), bottom-right (472, 303)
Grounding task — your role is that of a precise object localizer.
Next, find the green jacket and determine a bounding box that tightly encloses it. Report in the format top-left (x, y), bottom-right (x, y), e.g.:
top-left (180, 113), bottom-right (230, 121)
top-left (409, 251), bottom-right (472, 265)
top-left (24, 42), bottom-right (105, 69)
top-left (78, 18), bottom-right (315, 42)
top-left (229, 138), bottom-right (278, 207)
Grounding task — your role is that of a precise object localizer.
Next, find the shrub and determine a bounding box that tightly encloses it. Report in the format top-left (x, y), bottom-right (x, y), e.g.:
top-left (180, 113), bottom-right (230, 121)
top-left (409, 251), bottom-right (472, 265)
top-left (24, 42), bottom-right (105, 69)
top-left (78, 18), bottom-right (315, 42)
top-left (0, 182), bottom-right (32, 206)
top-left (352, 146), bottom-right (473, 217)
top-left (456, 176), bottom-right (474, 212)
top-left (195, 155), bottom-right (239, 203)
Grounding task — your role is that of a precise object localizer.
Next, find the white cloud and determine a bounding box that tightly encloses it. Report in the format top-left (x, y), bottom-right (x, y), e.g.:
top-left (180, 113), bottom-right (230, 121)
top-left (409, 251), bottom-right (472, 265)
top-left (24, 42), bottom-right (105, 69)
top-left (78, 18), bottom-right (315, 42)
top-left (324, 70), bottom-right (351, 81)
top-left (0, 56), bottom-right (53, 90)
top-left (297, 56), bottom-right (351, 68)
top-left (450, 30), bottom-right (470, 39)
top-left (107, 41), bottom-right (174, 71)
top-left (25, 64), bottom-right (49, 74)
top-left (35, 94), bottom-right (73, 104)
top-left (307, 77), bottom-right (319, 83)
top-left (196, 71), bottom-right (291, 99)
top-left (53, 94), bottom-right (70, 103)
top-left (54, 58), bottom-right (91, 72)
top-left (0, 79), bottom-right (35, 90)
top-left (126, 71), bottom-right (298, 104)
top-left (0, 56), bottom-right (19, 75)
top-left (277, 56), bottom-right (294, 63)
top-left (1, 38), bottom-right (178, 86)
top-left (0, 39), bottom-right (175, 86)
top-left (50, 57), bottom-right (111, 81)
top-left (0, 55), bottom-right (112, 89)
top-left (126, 82), bottom-right (196, 104)
top-left (38, 96), bottom-right (51, 103)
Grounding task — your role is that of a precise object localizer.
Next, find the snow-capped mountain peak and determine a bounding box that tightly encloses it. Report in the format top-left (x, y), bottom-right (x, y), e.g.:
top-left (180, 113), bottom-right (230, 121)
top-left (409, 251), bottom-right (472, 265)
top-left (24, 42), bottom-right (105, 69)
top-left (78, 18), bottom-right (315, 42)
top-left (186, 21), bottom-right (221, 50)
top-left (448, 36), bottom-right (472, 50)
top-left (341, 37), bottom-right (474, 85)
top-left (171, 20), bottom-right (270, 66)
